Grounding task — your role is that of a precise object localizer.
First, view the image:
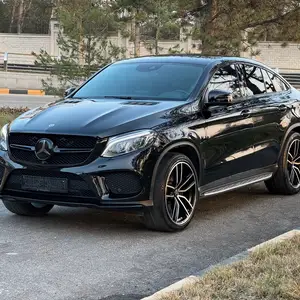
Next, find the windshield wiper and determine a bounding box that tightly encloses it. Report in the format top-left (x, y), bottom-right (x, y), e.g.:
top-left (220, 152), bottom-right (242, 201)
top-left (67, 97), bottom-right (96, 102)
top-left (103, 96), bottom-right (133, 100)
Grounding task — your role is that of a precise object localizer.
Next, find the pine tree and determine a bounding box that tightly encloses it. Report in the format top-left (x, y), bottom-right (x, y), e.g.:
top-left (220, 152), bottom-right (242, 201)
top-left (180, 0), bottom-right (300, 55)
top-left (33, 0), bottom-right (125, 95)
top-left (115, 0), bottom-right (180, 55)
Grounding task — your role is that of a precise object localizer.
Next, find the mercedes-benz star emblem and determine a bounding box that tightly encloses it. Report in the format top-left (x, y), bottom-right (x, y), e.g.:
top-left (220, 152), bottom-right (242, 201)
top-left (35, 138), bottom-right (54, 161)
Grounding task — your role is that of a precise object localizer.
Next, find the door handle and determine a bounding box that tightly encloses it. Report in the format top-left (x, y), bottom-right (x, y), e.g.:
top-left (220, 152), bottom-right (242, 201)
top-left (278, 105), bottom-right (287, 112)
top-left (241, 109), bottom-right (251, 117)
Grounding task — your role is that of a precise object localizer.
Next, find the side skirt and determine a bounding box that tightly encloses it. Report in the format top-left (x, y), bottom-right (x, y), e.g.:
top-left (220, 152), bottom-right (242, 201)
top-left (200, 165), bottom-right (277, 197)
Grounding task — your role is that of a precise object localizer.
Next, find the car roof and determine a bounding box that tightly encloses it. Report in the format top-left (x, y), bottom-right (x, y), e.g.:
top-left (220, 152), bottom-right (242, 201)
top-left (114, 55), bottom-right (267, 68)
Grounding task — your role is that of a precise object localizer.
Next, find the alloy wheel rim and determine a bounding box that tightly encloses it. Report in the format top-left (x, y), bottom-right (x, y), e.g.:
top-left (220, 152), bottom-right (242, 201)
top-left (287, 139), bottom-right (300, 189)
top-left (165, 161), bottom-right (197, 226)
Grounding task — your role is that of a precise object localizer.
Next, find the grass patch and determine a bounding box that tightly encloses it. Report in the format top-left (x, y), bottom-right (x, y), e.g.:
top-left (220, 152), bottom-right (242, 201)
top-left (0, 107), bottom-right (28, 126)
top-left (161, 234), bottom-right (300, 300)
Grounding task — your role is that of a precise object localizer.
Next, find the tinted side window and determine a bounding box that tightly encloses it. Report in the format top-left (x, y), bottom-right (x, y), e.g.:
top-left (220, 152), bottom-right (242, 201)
top-left (261, 69), bottom-right (276, 93)
top-left (268, 72), bottom-right (288, 92)
top-left (240, 64), bottom-right (266, 96)
top-left (208, 64), bottom-right (242, 100)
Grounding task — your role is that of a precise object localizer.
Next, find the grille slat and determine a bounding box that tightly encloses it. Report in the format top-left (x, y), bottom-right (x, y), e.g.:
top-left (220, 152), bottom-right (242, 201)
top-left (8, 133), bottom-right (101, 167)
top-left (9, 133), bottom-right (97, 149)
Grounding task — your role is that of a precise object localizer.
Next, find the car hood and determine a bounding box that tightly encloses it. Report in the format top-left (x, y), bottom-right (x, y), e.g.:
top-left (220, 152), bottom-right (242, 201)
top-left (10, 98), bottom-right (187, 137)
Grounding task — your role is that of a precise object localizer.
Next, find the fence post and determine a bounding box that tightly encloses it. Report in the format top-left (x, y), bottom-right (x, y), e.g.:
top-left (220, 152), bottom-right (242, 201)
top-left (3, 52), bottom-right (8, 72)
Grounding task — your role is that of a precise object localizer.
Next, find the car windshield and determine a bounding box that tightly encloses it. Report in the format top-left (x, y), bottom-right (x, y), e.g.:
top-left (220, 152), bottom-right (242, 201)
top-left (72, 62), bottom-right (206, 101)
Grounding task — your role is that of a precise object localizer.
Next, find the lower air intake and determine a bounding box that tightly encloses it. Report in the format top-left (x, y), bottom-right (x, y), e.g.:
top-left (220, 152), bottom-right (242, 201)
top-left (105, 172), bottom-right (142, 196)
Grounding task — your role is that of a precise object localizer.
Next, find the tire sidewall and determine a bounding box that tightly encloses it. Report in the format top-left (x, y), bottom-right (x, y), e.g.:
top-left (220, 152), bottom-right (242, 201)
top-left (281, 132), bottom-right (300, 194)
top-left (152, 153), bottom-right (199, 231)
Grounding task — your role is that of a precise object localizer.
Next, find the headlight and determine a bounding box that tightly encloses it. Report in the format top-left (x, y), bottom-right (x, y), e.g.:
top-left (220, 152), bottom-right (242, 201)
top-left (102, 130), bottom-right (156, 158)
top-left (0, 124), bottom-right (8, 151)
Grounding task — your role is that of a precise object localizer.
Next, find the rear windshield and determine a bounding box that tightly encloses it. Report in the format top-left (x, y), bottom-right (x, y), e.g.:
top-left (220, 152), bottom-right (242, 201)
top-left (72, 62), bottom-right (206, 101)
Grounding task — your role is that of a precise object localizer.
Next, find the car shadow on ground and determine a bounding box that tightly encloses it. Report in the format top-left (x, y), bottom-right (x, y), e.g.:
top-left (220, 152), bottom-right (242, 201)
top-left (196, 183), bottom-right (270, 216)
top-left (2, 183), bottom-right (273, 234)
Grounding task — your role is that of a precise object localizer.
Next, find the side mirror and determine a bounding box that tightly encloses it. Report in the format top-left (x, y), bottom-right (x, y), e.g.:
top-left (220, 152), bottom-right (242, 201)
top-left (64, 87), bottom-right (76, 98)
top-left (207, 89), bottom-right (233, 106)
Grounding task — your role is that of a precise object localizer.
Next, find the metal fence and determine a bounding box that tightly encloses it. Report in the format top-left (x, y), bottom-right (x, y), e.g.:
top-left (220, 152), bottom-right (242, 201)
top-left (281, 73), bottom-right (300, 88)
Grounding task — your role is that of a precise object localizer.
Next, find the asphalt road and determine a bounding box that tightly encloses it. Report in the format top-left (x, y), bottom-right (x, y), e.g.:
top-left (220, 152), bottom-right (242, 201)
top-left (0, 94), bottom-right (58, 109)
top-left (0, 94), bottom-right (300, 299)
top-left (1, 183), bottom-right (300, 300)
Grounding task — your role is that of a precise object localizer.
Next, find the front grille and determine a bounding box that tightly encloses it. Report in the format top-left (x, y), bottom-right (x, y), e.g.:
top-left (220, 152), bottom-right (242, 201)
top-left (4, 170), bottom-right (97, 198)
top-left (10, 149), bottom-right (92, 166)
top-left (105, 172), bottom-right (142, 196)
top-left (9, 133), bottom-right (96, 149)
top-left (8, 133), bottom-right (102, 167)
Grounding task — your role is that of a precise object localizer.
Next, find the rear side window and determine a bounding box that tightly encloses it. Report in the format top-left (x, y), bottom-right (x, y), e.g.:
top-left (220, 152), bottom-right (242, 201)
top-left (240, 64), bottom-right (266, 96)
top-left (261, 69), bottom-right (276, 93)
top-left (207, 64), bottom-right (243, 100)
top-left (268, 72), bottom-right (288, 92)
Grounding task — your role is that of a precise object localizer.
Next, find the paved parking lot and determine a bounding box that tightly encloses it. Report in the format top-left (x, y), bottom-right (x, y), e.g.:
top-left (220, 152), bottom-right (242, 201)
top-left (1, 94), bottom-right (300, 299)
top-left (1, 183), bottom-right (300, 300)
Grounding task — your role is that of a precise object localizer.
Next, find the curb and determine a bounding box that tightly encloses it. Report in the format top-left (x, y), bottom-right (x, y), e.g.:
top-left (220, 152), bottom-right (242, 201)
top-left (0, 89), bottom-right (45, 96)
top-left (142, 229), bottom-right (300, 300)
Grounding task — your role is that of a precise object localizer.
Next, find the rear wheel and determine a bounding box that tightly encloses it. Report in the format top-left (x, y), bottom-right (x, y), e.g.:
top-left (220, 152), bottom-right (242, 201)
top-left (265, 132), bottom-right (300, 195)
top-left (143, 153), bottom-right (199, 232)
top-left (2, 201), bottom-right (54, 217)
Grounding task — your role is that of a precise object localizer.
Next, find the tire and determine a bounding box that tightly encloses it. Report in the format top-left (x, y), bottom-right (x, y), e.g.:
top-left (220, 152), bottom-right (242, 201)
top-left (143, 153), bottom-right (199, 232)
top-left (2, 200), bottom-right (54, 217)
top-left (265, 131), bottom-right (300, 195)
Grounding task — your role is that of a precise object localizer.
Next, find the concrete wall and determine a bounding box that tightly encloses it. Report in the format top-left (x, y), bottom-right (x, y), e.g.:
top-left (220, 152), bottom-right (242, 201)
top-left (0, 34), bottom-right (50, 54)
top-left (0, 19), bottom-right (297, 72)
top-left (1, 40), bottom-right (300, 90)
top-left (251, 42), bottom-right (300, 72)
top-left (0, 71), bottom-right (49, 89)
top-left (0, 19), bottom-right (58, 65)
top-left (1, 31), bottom-right (299, 72)
top-left (0, 34), bottom-right (50, 64)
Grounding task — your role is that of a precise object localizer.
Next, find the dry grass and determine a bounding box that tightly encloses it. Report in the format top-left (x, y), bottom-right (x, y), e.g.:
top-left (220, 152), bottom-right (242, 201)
top-left (0, 107), bottom-right (27, 126)
top-left (161, 235), bottom-right (300, 300)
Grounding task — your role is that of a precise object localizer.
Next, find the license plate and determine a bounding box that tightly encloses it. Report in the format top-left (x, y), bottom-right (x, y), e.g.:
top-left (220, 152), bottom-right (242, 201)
top-left (22, 175), bottom-right (68, 194)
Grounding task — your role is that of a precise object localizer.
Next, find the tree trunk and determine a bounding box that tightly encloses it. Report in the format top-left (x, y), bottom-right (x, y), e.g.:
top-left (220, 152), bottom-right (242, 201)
top-left (200, 0), bottom-right (218, 55)
top-left (17, 0), bottom-right (24, 34)
top-left (132, 9), bottom-right (141, 57)
top-left (9, 0), bottom-right (18, 33)
top-left (135, 22), bottom-right (141, 56)
top-left (20, 0), bottom-right (33, 32)
top-left (78, 19), bottom-right (85, 65)
top-left (155, 26), bottom-right (160, 55)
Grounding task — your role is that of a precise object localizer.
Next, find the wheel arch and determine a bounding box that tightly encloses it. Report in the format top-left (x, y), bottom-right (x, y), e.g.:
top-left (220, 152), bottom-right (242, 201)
top-left (150, 141), bottom-right (202, 200)
top-left (279, 123), bottom-right (300, 158)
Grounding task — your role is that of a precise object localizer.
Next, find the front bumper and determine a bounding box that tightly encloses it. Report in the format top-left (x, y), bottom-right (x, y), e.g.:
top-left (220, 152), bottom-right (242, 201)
top-left (0, 150), bottom-right (155, 211)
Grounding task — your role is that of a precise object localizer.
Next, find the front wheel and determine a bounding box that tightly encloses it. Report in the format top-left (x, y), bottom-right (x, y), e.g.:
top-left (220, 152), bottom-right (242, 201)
top-left (143, 153), bottom-right (199, 232)
top-left (265, 132), bottom-right (300, 195)
top-left (2, 200), bottom-right (54, 217)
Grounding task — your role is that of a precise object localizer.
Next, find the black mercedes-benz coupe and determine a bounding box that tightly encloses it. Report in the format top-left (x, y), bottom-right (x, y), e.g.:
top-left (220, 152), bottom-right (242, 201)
top-left (1, 55), bottom-right (300, 231)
